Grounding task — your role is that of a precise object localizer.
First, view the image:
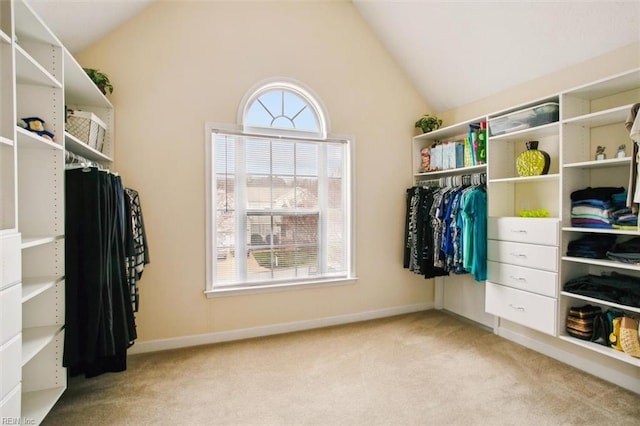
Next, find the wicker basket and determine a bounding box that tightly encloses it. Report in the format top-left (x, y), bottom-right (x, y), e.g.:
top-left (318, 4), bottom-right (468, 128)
top-left (620, 317), bottom-right (640, 358)
top-left (67, 110), bottom-right (106, 152)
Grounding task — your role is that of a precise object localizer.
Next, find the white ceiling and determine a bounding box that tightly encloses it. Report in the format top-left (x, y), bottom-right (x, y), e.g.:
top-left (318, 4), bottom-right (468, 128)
top-left (28, 0), bottom-right (153, 53)
top-left (353, 0), bottom-right (640, 112)
top-left (29, 0), bottom-right (640, 112)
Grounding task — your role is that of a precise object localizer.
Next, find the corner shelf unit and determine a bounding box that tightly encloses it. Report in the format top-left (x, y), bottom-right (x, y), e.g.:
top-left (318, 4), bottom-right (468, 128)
top-left (486, 97), bottom-right (561, 219)
top-left (411, 117), bottom-right (491, 328)
top-left (0, 0), bottom-right (115, 421)
top-left (412, 116), bottom-right (488, 182)
top-left (63, 48), bottom-right (114, 164)
top-left (14, 0), bottom-right (66, 422)
top-left (559, 68), bottom-right (640, 369)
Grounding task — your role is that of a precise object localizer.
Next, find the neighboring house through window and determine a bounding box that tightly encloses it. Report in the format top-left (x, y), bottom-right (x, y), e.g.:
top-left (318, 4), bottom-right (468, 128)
top-left (205, 80), bottom-right (354, 294)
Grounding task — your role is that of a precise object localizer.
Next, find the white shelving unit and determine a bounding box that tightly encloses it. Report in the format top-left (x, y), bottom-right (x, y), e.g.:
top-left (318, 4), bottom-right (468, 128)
top-left (63, 48), bottom-right (114, 163)
top-left (412, 116), bottom-right (487, 181)
top-left (14, 0), bottom-right (65, 422)
top-left (484, 96), bottom-right (562, 338)
top-left (559, 68), bottom-right (640, 368)
top-left (411, 117), bottom-right (493, 328)
top-left (414, 68), bottom-right (640, 392)
top-left (0, 0), bottom-right (115, 421)
top-left (0, 0), bottom-right (16, 235)
top-left (486, 97), bottom-right (561, 219)
top-left (0, 0), bottom-right (21, 419)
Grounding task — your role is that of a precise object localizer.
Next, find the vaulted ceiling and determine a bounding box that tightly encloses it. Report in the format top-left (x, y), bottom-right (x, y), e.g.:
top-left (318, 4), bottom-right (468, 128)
top-left (29, 0), bottom-right (640, 113)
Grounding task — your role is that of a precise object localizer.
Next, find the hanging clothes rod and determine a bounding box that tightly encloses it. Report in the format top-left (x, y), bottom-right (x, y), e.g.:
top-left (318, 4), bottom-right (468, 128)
top-left (65, 150), bottom-right (103, 169)
top-left (64, 150), bottom-right (118, 175)
top-left (416, 172), bottom-right (486, 188)
top-left (65, 150), bottom-right (101, 167)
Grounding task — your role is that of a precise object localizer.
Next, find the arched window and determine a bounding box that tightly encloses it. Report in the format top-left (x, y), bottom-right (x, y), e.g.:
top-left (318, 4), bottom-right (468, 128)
top-left (206, 80), bottom-right (354, 295)
top-left (242, 81), bottom-right (327, 139)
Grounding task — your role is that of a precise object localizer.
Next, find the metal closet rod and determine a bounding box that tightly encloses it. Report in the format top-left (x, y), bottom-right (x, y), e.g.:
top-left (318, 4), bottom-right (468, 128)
top-left (418, 172), bottom-right (486, 187)
top-left (65, 150), bottom-right (101, 168)
top-left (64, 150), bottom-right (118, 175)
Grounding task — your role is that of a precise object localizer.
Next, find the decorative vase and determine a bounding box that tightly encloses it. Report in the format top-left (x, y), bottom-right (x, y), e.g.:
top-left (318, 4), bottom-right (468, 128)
top-left (516, 140), bottom-right (550, 177)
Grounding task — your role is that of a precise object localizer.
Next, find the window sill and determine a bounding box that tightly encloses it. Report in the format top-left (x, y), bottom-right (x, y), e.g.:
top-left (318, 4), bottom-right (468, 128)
top-left (205, 277), bottom-right (358, 298)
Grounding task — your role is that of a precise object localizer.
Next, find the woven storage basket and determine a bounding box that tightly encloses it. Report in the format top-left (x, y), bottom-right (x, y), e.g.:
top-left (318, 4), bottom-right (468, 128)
top-left (67, 110), bottom-right (106, 152)
top-left (620, 317), bottom-right (640, 358)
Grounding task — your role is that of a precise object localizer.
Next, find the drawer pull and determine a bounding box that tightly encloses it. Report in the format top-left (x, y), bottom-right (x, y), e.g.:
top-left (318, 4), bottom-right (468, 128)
top-left (509, 304), bottom-right (526, 312)
top-left (510, 229), bottom-right (527, 234)
top-left (509, 275), bottom-right (527, 282)
top-left (509, 252), bottom-right (527, 258)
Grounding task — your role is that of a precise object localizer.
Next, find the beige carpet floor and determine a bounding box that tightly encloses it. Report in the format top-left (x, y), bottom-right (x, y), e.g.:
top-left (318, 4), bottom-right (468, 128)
top-left (43, 310), bottom-right (639, 425)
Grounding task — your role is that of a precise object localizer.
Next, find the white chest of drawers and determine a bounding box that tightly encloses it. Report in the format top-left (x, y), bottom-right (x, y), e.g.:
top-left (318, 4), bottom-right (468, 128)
top-left (485, 218), bottom-right (559, 335)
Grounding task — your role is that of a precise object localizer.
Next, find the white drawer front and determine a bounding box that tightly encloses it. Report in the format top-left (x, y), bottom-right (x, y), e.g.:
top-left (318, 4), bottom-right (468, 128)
top-left (485, 282), bottom-right (557, 335)
top-left (488, 217), bottom-right (558, 246)
top-left (488, 240), bottom-right (558, 272)
top-left (0, 382), bottom-right (21, 419)
top-left (0, 234), bottom-right (21, 291)
top-left (0, 284), bottom-right (21, 345)
top-left (0, 334), bottom-right (21, 401)
top-left (487, 261), bottom-right (557, 298)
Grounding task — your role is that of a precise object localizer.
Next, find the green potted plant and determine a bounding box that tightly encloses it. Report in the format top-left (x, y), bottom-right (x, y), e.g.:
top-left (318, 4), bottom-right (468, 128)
top-left (83, 68), bottom-right (113, 95)
top-left (415, 114), bottom-right (442, 133)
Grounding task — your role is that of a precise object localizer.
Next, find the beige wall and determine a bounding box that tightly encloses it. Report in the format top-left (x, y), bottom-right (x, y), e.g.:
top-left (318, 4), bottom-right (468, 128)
top-left (76, 0), bottom-right (433, 342)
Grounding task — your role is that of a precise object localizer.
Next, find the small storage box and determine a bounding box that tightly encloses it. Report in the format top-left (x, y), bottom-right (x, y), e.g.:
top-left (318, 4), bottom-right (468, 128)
top-left (489, 102), bottom-right (559, 136)
top-left (66, 110), bottom-right (106, 152)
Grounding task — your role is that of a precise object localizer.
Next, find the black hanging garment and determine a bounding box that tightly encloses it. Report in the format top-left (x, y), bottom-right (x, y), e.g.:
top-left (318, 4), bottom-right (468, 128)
top-left (64, 167), bottom-right (137, 378)
top-left (123, 188), bottom-right (150, 313)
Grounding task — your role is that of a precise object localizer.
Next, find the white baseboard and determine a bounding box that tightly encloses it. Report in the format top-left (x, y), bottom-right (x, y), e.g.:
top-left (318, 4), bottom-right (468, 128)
top-left (129, 302), bottom-right (433, 355)
top-left (497, 326), bottom-right (640, 394)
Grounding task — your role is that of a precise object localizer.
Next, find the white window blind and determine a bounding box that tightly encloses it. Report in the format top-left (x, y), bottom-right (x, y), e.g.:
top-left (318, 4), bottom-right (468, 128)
top-left (210, 130), bottom-right (351, 289)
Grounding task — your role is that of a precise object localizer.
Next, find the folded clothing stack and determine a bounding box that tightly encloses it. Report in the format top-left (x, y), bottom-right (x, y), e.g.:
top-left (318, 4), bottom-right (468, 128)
top-left (606, 236), bottom-right (640, 264)
top-left (564, 272), bottom-right (640, 307)
top-left (610, 207), bottom-right (638, 229)
top-left (566, 234), bottom-right (617, 259)
top-left (570, 187), bottom-right (631, 229)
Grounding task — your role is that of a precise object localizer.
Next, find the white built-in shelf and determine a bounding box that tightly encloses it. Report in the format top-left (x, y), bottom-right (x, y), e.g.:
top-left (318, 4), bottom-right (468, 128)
top-left (415, 164), bottom-right (486, 179)
top-left (64, 132), bottom-right (112, 162)
top-left (564, 157), bottom-right (631, 169)
top-left (22, 386), bottom-right (66, 425)
top-left (563, 104), bottom-right (633, 128)
top-left (0, 228), bottom-right (19, 237)
top-left (562, 255), bottom-right (640, 272)
top-left (558, 335), bottom-right (640, 368)
top-left (413, 116), bottom-right (486, 142)
top-left (560, 291), bottom-right (640, 314)
top-left (14, 44), bottom-right (61, 88)
top-left (13, 0), bottom-right (61, 46)
top-left (489, 173), bottom-right (560, 184)
top-left (63, 49), bottom-right (112, 108)
top-left (0, 136), bottom-right (13, 146)
top-left (21, 325), bottom-right (63, 366)
top-left (0, 30), bottom-right (10, 44)
top-left (21, 235), bottom-right (63, 250)
top-left (488, 122), bottom-right (559, 141)
top-left (16, 127), bottom-right (62, 150)
top-left (22, 276), bottom-right (64, 303)
top-left (563, 69), bottom-right (640, 101)
top-left (562, 226), bottom-right (640, 236)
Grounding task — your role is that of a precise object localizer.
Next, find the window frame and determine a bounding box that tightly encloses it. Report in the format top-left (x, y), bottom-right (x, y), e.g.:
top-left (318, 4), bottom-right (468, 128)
top-left (240, 80), bottom-right (328, 140)
top-left (205, 82), bottom-right (356, 297)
